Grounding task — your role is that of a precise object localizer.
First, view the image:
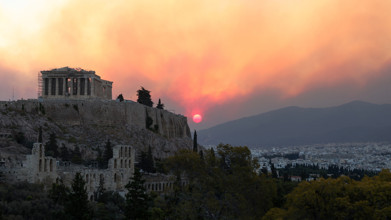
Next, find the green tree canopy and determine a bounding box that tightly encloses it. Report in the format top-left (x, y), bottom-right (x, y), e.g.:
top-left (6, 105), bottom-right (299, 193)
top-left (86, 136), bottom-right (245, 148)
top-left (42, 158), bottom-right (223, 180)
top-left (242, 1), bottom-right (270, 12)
top-left (193, 130), bottom-right (198, 152)
top-left (162, 144), bottom-right (275, 219)
top-left (101, 139), bottom-right (113, 168)
top-left (45, 132), bottom-right (59, 157)
top-left (137, 87), bottom-right (153, 107)
top-left (137, 146), bottom-right (155, 173)
top-left (116, 94), bottom-right (124, 102)
top-left (125, 168), bottom-right (151, 219)
top-left (264, 169), bottom-right (391, 220)
top-left (66, 172), bottom-right (92, 220)
top-left (156, 98), bottom-right (164, 109)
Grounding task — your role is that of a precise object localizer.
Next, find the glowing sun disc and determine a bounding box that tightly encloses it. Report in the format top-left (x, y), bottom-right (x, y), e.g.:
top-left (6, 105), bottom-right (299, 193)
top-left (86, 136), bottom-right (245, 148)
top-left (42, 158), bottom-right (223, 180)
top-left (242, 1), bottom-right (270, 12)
top-left (193, 114), bottom-right (202, 123)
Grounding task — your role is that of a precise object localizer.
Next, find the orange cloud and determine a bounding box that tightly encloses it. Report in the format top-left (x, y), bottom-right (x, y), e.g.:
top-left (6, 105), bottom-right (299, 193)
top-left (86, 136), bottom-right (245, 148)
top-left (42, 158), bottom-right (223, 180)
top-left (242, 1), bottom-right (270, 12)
top-left (1, 0), bottom-right (391, 118)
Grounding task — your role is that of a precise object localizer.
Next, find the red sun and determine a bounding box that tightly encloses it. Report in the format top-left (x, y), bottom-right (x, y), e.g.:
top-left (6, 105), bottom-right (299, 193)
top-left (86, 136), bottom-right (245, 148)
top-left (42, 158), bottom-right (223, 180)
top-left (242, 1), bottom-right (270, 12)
top-left (192, 114), bottom-right (202, 123)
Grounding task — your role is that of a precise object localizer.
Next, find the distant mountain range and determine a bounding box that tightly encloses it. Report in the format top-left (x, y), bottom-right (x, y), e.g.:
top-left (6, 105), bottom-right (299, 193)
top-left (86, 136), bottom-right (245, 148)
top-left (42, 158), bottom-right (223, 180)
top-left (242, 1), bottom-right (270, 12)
top-left (198, 101), bottom-right (391, 147)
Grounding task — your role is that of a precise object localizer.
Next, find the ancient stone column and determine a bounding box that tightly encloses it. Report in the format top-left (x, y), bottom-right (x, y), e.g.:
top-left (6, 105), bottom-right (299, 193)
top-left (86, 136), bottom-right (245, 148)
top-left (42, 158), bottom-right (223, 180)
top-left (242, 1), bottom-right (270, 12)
top-left (87, 78), bottom-right (91, 96)
top-left (55, 78), bottom-right (59, 97)
top-left (91, 77), bottom-right (95, 97)
top-left (71, 78), bottom-right (74, 96)
top-left (78, 77), bottom-right (81, 96)
top-left (43, 77), bottom-right (49, 96)
top-left (85, 77), bottom-right (88, 96)
top-left (63, 77), bottom-right (66, 96)
top-left (48, 78), bottom-right (52, 96)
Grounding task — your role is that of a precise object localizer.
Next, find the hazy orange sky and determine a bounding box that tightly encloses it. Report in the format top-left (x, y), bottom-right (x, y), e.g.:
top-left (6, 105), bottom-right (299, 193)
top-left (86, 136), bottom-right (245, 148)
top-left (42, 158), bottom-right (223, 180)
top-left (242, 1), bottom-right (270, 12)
top-left (1, 0), bottom-right (391, 129)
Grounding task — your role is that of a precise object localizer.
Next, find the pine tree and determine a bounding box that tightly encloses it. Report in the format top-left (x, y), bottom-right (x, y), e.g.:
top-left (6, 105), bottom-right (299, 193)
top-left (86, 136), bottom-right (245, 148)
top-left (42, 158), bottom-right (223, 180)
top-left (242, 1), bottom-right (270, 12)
top-left (45, 133), bottom-right (59, 157)
top-left (71, 146), bottom-right (83, 164)
top-left (66, 172), bottom-right (92, 220)
top-left (156, 99), bottom-right (164, 109)
top-left (49, 178), bottom-right (70, 206)
top-left (103, 139), bottom-right (113, 168)
top-left (208, 148), bottom-right (216, 167)
top-left (199, 150), bottom-right (204, 160)
top-left (137, 87), bottom-right (153, 107)
top-left (125, 168), bottom-right (151, 219)
top-left (59, 144), bottom-right (70, 161)
top-left (138, 151), bottom-right (147, 172)
top-left (193, 130), bottom-right (198, 152)
top-left (38, 126), bottom-right (43, 143)
top-left (116, 94), bottom-right (124, 102)
top-left (146, 145), bottom-right (155, 173)
top-left (96, 175), bottom-right (105, 201)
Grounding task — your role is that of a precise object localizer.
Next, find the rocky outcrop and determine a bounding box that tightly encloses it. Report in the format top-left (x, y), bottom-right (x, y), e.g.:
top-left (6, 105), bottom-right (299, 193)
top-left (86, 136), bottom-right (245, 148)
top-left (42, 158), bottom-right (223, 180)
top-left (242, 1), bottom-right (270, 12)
top-left (1, 100), bottom-right (190, 139)
top-left (0, 99), bottom-right (192, 160)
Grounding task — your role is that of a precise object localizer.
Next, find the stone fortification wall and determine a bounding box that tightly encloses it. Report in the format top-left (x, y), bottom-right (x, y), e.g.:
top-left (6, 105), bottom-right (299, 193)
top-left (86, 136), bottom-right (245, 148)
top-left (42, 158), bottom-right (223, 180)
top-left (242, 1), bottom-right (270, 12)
top-left (0, 99), bottom-right (191, 139)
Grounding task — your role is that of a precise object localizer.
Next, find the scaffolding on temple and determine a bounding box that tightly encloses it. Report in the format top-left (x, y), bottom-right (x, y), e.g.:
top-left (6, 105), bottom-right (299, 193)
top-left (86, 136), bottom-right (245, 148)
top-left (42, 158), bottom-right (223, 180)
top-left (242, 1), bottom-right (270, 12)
top-left (37, 71), bottom-right (43, 98)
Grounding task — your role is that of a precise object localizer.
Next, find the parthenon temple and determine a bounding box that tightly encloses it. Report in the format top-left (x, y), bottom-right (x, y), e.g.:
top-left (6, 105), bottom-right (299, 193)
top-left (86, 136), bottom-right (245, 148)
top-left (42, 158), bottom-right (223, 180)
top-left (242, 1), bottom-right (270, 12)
top-left (39, 67), bottom-right (113, 100)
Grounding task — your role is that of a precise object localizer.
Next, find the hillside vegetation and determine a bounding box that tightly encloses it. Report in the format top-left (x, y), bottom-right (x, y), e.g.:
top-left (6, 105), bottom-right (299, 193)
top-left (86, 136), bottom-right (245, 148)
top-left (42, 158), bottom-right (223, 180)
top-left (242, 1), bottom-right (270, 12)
top-left (2, 144), bottom-right (391, 219)
top-left (0, 100), bottom-right (192, 165)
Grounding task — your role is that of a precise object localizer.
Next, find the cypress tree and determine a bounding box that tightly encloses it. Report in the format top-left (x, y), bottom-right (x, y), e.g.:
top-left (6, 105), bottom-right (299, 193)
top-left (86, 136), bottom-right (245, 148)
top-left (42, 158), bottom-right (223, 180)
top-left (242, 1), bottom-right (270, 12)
top-left (146, 145), bottom-right (155, 173)
top-left (45, 133), bottom-right (59, 157)
top-left (199, 150), bottom-right (204, 160)
top-left (103, 139), bottom-right (113, 168)
top-left (66, 172), bottom-right (92, 219)
top-left (38, 126), bottom-right (42, 143)
top-left (96, 175), bottom-right (105, 201)
top-left (156, 98), bottom-right (164, 109)
top-left (125, 168), bottom-right (151, 219)
top-left (138, 151), bottom-right (147, 172)
top-left (193, 130), bottom-right (198, 152)
top-left (209, 148), bottom-right (216, 167)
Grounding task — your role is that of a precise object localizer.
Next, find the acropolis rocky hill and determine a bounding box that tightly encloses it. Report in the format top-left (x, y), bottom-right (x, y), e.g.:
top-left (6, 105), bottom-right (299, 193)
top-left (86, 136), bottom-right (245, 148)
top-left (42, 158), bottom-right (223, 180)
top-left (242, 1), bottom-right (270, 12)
top-left (0, 99), bottom-right (192, 161)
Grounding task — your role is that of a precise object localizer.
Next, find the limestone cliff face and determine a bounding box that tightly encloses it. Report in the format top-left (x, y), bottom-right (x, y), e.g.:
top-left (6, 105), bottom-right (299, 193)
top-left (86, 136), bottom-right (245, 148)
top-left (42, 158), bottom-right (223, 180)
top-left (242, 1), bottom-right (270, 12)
top-left (1, 100), bottom-right (190, 138)
top-left (41, 100), bottom-right (190, 139)
top-left (0, 100), bottom-right (192, 159)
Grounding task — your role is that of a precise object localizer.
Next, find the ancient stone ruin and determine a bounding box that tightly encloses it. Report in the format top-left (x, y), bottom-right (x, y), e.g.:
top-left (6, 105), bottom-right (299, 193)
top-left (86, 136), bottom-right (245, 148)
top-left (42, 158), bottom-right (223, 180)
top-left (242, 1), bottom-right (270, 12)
top-left (10, 143), bottom-right (133, 198)
top-left (0, 66), bottom-right (191, 198)
top-left (40, 67), bottom-right (113, 100)
top-left (0, 141), bottom-right (183, 198)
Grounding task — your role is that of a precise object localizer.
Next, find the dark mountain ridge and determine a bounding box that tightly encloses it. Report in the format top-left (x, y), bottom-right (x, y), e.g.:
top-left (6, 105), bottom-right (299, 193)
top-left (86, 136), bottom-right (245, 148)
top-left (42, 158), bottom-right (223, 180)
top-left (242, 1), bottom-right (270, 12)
top-left (199, 101), bottom-right (391, 147)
